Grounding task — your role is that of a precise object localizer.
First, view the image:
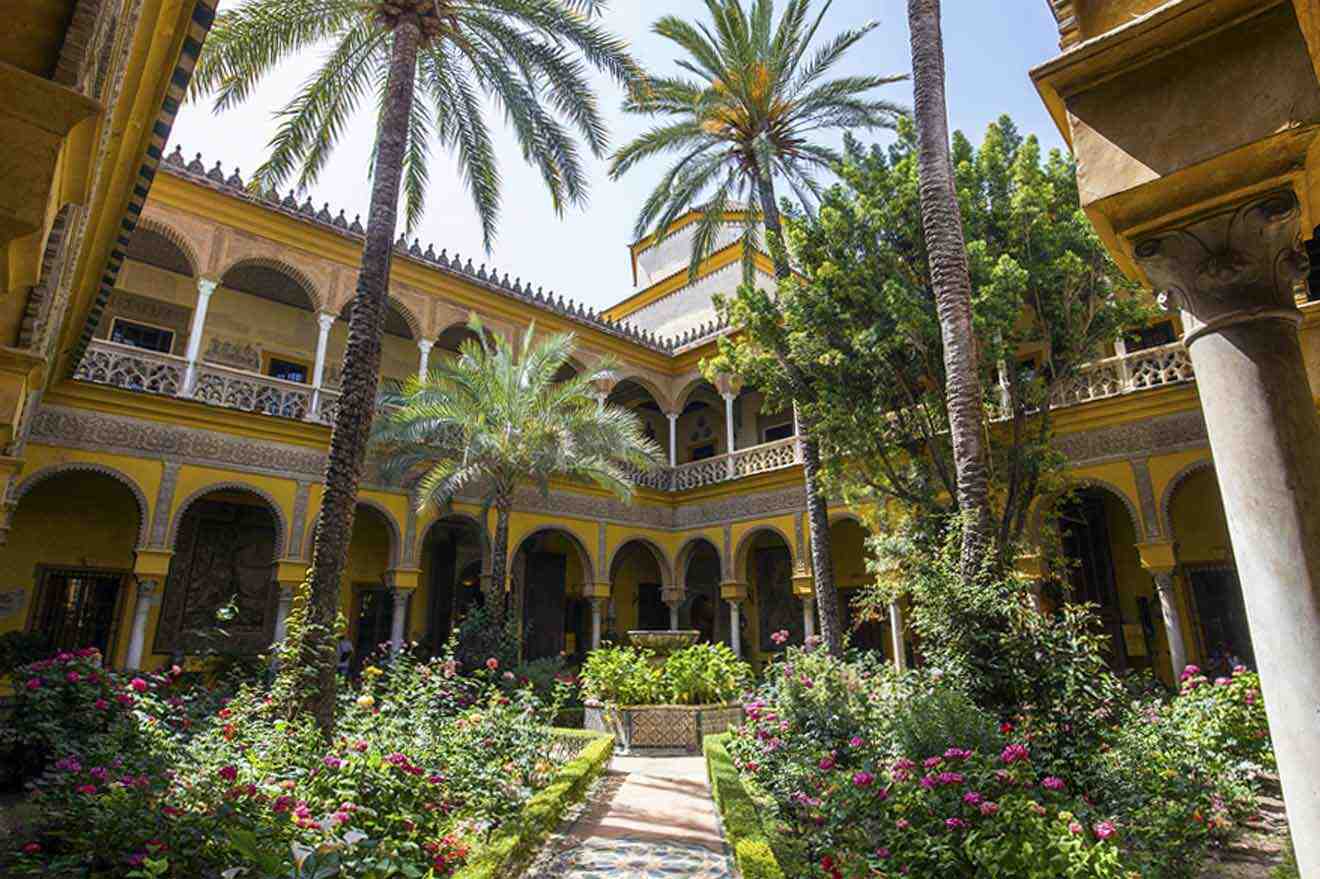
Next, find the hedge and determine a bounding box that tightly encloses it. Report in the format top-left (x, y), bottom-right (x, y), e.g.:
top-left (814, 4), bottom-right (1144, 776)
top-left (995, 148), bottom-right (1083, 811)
top-left (703, 732), bottom-right (786, 879)
top-left (453, 728), bottom-right (614, 879)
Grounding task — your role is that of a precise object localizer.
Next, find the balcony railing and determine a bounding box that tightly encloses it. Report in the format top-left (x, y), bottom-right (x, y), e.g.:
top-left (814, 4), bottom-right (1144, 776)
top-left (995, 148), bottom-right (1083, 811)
top-left (72, 337), bottom-right (1199, 491)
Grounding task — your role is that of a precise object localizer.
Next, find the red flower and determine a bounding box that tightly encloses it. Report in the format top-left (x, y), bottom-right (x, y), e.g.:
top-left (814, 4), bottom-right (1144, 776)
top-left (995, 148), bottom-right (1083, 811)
top-left (217, 765), bottom-right (237, 781)
top-left (21, 842), bottom-right (41, 855)
top-left (129, 677), bottom-right (148, 693)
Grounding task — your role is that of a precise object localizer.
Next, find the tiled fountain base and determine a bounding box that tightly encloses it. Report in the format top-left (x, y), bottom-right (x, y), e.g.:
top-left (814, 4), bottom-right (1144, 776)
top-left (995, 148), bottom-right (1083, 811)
top-left (522, 755), bottom-right (733, 879)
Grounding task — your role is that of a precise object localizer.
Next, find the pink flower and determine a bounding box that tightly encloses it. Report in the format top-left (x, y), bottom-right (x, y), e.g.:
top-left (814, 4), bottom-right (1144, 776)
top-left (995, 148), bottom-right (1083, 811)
top-left (94, 699), bottom-right (109, 711)
top-left (352, 739), bottom-right (369, 752)
top-left (217, 765), bottom-right (237, 781)
top-left (1041, 776), bottom-right (1066, 792)
top-left (943, 747), bottom-right (971, 761)
top-left (875, 847), bottom-right (891, 860)
top-left (852, 771), bottom-right (874, 787)
top-left (923, 756), bottom-right (943, 769)
top-left (1000, 743), bottom-right (1030, 765)
top-left (1068, 820), bottom-right (1084, 835)
top-left (331, 811), bottom-right (351, 826)
top-left (770, 629), bottom-right (789, 645)
top-left (1215, 677), bottom-right (1230, 687)
top-left (849, 736), bottom-right (864, 748)
top-left (323, 755), bottom-right (343, 769)
top-left (21, 842), bottom-right (41, 855)
top-left (1180, 664), bottom-right (1200, 681)
top-left (963, 791), bottom-right (983, 806)
top-left (66, 670), bottom-right (81, 683)
top-left (999, 721), bottom-right (1015, 734)
top-left (77, 784), bottom-right (97, 795)
top-left (945, 817), bottom-right (968, 830)
top-left (25, 678), bottom-right (41, 690)
top-left (116, 693), bottom-right (134, 706)
top-left (502, 671), bottom-right (515, 681)
top-left (936, 772), bottom-right (965, 786)
top-left (273, 796), bottom-right (293, 814)
top-left (129, 677), bottom-right (148, 693)
top-left (1094, 820), bottom-right (1117, 840)
top-left (896, 818), bottom-right (910, 830)
top-left (485, 657), bottom-right (499, 671)
top-left (979, 801), bottom-right (1000, 816)
top-left (818, 755), bottom-right (836, 771)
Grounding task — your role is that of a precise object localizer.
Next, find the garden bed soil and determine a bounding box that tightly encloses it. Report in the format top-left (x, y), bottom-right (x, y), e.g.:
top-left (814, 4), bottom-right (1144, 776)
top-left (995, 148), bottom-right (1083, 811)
top-left (584, 702), bottom-right (742, 753)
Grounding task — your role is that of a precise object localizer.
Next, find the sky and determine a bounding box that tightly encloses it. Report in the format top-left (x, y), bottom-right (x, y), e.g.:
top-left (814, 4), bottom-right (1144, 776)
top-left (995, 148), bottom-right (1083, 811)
top-left (168, 1), bottom-right (1066, 312)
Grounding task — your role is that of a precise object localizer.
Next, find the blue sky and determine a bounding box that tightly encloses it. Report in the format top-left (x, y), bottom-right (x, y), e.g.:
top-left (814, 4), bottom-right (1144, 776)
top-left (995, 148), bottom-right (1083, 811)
top-left (169, 1), bottom-right (1065, 311)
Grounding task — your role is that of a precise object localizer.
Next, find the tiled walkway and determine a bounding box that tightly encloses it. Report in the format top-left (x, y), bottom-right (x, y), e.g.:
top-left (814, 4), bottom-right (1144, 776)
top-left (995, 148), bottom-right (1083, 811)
top-left (523, 754), bottom-right (733, 879)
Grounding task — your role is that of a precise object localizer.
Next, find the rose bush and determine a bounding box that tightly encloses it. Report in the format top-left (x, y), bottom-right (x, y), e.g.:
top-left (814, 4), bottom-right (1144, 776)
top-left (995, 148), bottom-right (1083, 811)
top-left (4, 648), bottom-right (565, 878)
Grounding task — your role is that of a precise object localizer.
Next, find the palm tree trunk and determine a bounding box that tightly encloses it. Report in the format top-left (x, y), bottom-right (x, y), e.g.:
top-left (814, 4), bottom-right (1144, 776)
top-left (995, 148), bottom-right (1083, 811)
top-left (754, 174), bottom-right (844, 657)
top-left (295, 16), bottom-right (422, 736)
top-left (487, 499), bottom-right (511, 624)
top-left (906, 0), bottom-right (992, 579)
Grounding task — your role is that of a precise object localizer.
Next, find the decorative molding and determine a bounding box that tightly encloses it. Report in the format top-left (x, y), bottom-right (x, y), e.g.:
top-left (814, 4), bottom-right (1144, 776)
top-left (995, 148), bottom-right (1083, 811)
top-left (150, 461), bottom-right (182, 546)
top-left (202, 336), bottom-right (261, 371)
top-left (722, 523), bottom-right (733, 580)
top-left (793, 509), bottom-right (805, 559)
top-left (12, 461), bottom-right (151, 547)
top-left (167, 481), bottom-right (289, 558)
top-left (1159, 458), bottom-right (1217, 540)
top-left (1129, 458), bottom-right (1161, 539)
top-left (1053, 410), bottom-right (1208, 466)
top-left (289, 480), bottom-right (312, 560)
top-left (402, 502), bottom-right (418, 565)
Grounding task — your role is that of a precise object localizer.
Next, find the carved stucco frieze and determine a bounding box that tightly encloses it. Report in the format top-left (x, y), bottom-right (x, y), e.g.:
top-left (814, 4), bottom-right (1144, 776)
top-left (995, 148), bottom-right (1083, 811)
top-left (1133, 189), bottom-right (1309, 346)
top-left (1129, 458), bottom-right (1161, 540)
top-left (149, 461), bottom-right (182, 547)
top-left (289, 480), bottom-right (313, 560)
top-left (1053, 410), bottom-right (1208, 466)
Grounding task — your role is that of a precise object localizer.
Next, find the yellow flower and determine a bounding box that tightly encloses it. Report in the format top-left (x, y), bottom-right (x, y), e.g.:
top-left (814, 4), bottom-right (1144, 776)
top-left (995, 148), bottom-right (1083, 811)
top-left (356, 694), bottom-right (375, 709)
top-left (363, 666), bottom-right (383, 678)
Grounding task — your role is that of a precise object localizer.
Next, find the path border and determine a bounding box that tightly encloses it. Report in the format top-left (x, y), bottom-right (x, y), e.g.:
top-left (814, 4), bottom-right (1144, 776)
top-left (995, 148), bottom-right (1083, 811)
top-left (703, 733), bottom-right (786, 879)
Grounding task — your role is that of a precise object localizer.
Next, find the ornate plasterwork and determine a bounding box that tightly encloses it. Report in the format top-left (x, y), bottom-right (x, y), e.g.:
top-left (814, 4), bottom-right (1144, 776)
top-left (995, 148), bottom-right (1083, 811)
top-left (1129, 458), bottom-right (1161, 540)
top-left (150, 462), bottom-right (182, 547)
top-left (289, 480), bottom-right (312, 560)
top-left (1053, 410), bottom-right (1208, 466)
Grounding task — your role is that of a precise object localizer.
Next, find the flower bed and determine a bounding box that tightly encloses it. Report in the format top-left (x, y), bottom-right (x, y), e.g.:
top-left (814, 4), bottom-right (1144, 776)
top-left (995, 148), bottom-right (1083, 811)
top-left (2, 647), bottom-right (582, 878)
top-left (704, 732), bottom-right (786, 879)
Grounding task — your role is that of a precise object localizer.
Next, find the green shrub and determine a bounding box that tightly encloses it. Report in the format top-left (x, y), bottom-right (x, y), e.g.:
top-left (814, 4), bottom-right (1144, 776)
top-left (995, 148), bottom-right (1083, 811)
top-left (0, 631), bottom-right (51, 677)
top-left (1169, 665), bottom-right (1274, 771)
top-left (661, 643), bottom-right (750, 705)
top-left (579, 645), bottom-right (661, 705)
top-left (705, 734), bottom-right (786, 879)
top-left (887, 680), bottom-right (1004, 761)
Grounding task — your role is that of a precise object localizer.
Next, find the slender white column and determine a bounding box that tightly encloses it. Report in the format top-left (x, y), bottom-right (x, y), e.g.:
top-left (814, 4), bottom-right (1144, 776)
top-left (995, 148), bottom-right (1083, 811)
top-left (590, 598), bottom-right (604, 648)
top-left (416, 339), bottom-right (434, 382)
top-left (182, 278), bottom-right (218, 394)
top-left (889, 601), bottom-right (907, 672)
top-left (729, 600), bottom-right (742, 656)
top-left (667, 412), bottom-right (678, 467)
top-left (722, 392), bottom-right (737, 453)
top-left (273, 587), bottom-right (296, 645)
top-left (125, 579), bottom-right (159, 671)
top-left (802, 595), bottom-right (816, 641)
top-left (389, 589), bottom-right (409, 655)
top-left (1113, 336), bottom-right (1131, 389)
top-left (1152, 572), bottom-right (1188, 680)
top-left (308, 312), bottom-right (336, 418)
top-left (668, 603), bottom-right (680, 631)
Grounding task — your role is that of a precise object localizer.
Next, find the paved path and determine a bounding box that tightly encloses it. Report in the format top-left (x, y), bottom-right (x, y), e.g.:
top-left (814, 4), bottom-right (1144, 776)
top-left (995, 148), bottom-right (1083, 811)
top-left (523, 754), bottom-right (733, 879)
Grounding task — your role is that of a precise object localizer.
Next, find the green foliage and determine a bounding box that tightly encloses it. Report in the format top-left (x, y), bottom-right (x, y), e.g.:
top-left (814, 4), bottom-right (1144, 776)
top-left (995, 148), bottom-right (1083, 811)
top-left (373, 317), bottom-right (662, 519)
top-left (661, 643), bottom-right (750, 705)
top-left (886, 682), bottom-right (1004, 762)
top-left (0, 630), bottom-right (52, 677)
top-left (453, 732), bottom-right (613, 879)
top-left (715, 117), bottom-right (1151, 550)
top-left (579, 646), bottom-right (662, 706)
top-left (580, 644), bottom-right (751, 706)
top-left (705, 733), bottom-right (787, 879)
top-left (1169, 665), bottom-right (1274, 771)
top-left (454, 605), bottom-right (520, 674)
top-left (190, 0), bottom-right (638, 243)
top-left (611, 0), bottom-right (905, 282)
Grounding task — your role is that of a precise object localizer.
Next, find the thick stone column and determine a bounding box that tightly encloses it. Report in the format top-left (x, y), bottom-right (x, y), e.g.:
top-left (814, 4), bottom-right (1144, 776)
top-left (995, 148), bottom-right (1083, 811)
top-left (801, 596), bottom-right (817, 641)
top-left (1135, 189), bottom-right (1320, 868)
top-left (125, 579), bottom-right (160, 671)
top-left (182, 277), bottom-right (218, 394)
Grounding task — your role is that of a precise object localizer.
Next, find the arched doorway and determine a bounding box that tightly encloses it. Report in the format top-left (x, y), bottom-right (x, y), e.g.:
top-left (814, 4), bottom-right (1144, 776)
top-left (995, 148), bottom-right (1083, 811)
top-left (344, 503), bottom-right (400, 671)
top-left (1169, 467), bottom-right (1252, 673)
top-left (679, 538), bottom-right (724, 645)
top-left (158, 487), bottom-right (281, 657)
top-left (420, 515), bottom-right (485, 652)
top-left (609, 539), bottom-right (670, 634)
top-left (740, 529), bottom-right (794, 660)
top-left (3, 469), bottom-right (146, 662)
top-left (831, 517), bottom-right (887, 654)
top-left (1055, 486), bottom-right (1146, 673)
top-left (513, 530), bottom-right (592, 660)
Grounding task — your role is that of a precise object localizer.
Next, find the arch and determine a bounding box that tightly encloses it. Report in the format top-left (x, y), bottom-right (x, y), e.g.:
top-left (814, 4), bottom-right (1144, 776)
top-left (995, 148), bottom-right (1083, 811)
top-left (419, 510), bottom-right (489, 558)
top-left (220, 256), bottom-right (324, 313)
top-left (130, 217), bottom-right (200, 277)
top-left (607, 374), bottom-right (675, 416)
top-left (434, 320), bottom-right (486, 354)
top-left (1159, 458), bottom-right (1216, 539)
top-left (733, 524), bottom-right (795, 581)
top-left (828, 510), bottom-right (867, 528)
top-left (387, 297), bottom-right (423, 341)
top-left (13, 463), bottom-right (151, 549)
top-left (353, 499), bottom-right (403, 569)
top-left (675, 375), bottom-right (720, 412)
top-left (168, 481), bottom-right (289, 558)
top-left (510, 525), bottom-right (596, 586)
top-left (606, 536), bottom-right (673, 590)
top-left (1030, 477), bottom-right (1143, 549)
top-left (675, 534), bottom-right (722, 581)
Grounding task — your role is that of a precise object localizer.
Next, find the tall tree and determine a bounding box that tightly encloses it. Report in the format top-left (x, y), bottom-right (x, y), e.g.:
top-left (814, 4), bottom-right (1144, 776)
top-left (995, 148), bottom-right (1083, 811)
top-left (372, 318), bottom-right (662, 624)
top-left (906, 0), bottom-right (992, 579)
top-left (191, 0), bottom-right (636, 733)
top-left (611, 0), bottom-right (905, 655)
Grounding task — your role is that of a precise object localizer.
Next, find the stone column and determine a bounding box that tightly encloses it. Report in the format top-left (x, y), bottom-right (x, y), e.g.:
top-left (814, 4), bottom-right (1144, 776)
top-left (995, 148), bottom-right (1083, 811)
top-left (182, 277), bottom-right (218, 394)
top-left (273, 586), bottom-right (296, 646)
top-left (889, 601), bottom-right (907, 672)
top-left (1153, 572), bottom-right (1188, 681)
top-left (728, 599), bottom-right (742, 656)
top-left (590, 598), bottom-right (605, 649)
top-left (801, 596), bottom-right (816, 641)
top-left (1134, 189), bottom-right (1320, 867)
top-left (389, 588), bottom-right (411, 655)
top-left (416, 338), bottom-right (434, 382)
top-left (668, 603), bottom-right (680, 631)
top-left (666, 411), bottom-right (678, 467)
top-left (792, 568), bottom-right (815, 642)
top-left (125, 579), bottom-right (160, 671)
top-left (308, 311), bottom-right (336, 417)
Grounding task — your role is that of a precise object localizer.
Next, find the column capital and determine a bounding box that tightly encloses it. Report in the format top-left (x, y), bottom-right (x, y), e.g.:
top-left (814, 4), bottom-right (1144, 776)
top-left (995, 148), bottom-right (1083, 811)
top-left (583, 581), bottom-right (612, 600)
top-left (1133, 189), bottom-right (1309, 346)
top-left (589, 370), bottom-right (618, 399)
top-left (417, 338), bottom-right (435, 353)
top-left (719, 580), bottom-right (748, 602)
top-left (317, 311), bottom-right (337, 331)
top-left (196, 276), bottom-right (220, 297)
top-left (791, 567), bottom-right (813, 598)
top-left (1136, 540), bottom-right (1178, 576)
top-left (133, 548), bottom-right (174, 578)
top-left (712, 371), bottom-right (742, 398)
top-left (276, 559), bottom-right (309, 587)
top-left (387, 567), bottom-right (423, 590)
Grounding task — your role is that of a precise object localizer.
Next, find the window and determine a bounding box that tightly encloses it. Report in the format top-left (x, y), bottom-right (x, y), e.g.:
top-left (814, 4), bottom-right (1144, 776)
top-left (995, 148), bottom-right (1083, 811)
top-left (762, 421), bottom-right (794, 443)
top-left (689, 443), bottom-right (717, 461)
top-left (109, 318), bottom-right (173, 354)
top-left (267, 357), bottom-right (309, 383)
top-left (1128, 321), bottom-right (1176, 352)
top-left (33, 568), bottom-right (125, 656)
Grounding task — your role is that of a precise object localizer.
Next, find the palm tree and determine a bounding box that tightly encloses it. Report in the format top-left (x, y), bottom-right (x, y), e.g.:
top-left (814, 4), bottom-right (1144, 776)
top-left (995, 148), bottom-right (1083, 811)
top-left (373, 318), bottom-right (663, 628)
top-left (610, 0), bottom-right (905, 656)
top-left (190, 0), bottom-right (637, 733)
top-left (905, 0), bottom-right (991, 578)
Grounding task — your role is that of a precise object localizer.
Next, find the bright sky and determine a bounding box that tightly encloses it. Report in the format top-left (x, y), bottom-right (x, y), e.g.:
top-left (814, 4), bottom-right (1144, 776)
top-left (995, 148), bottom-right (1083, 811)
top-left (168, 1), bottom-right (1065, 312)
